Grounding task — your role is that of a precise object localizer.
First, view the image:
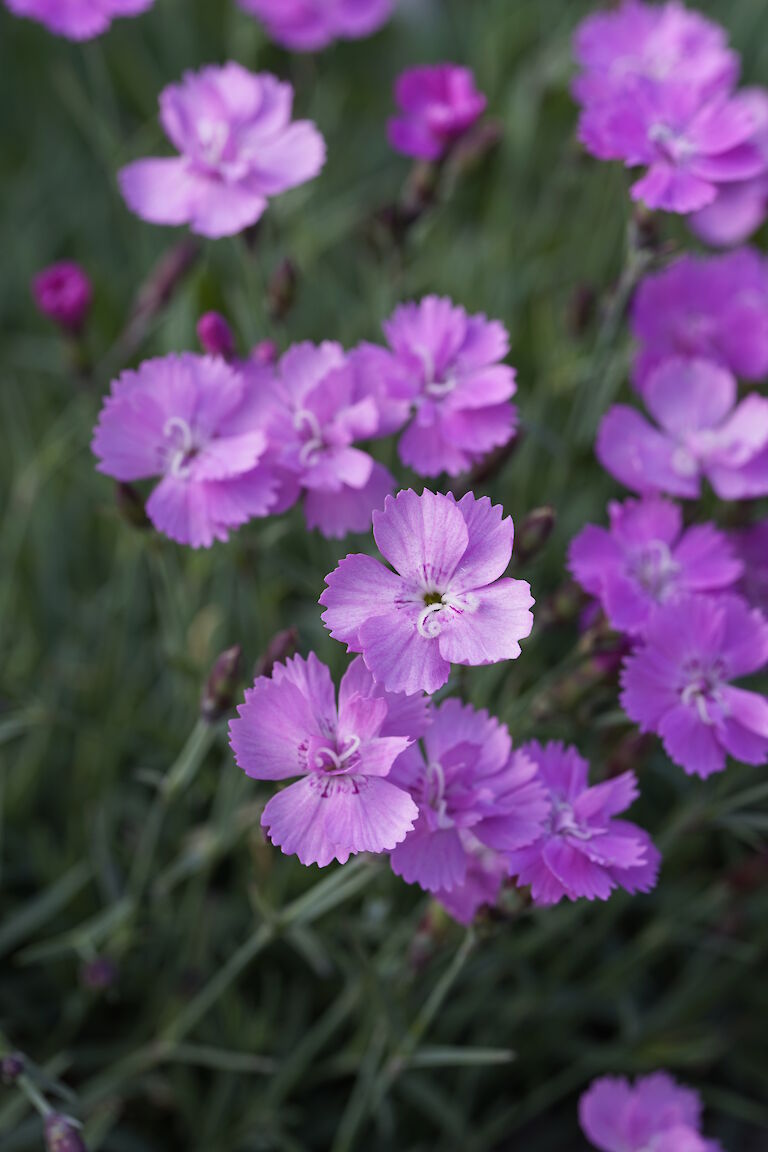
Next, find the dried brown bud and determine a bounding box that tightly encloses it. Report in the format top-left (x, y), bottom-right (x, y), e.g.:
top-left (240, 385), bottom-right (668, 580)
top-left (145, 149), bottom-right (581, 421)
top-left (200, 645), bottom-right (242, 723)
top-left (267, 259), bottom-right (298, 322)
top-left (514, 506), bottom-right (556, 565)
top-left (254, 629), bottom-right (299, 679)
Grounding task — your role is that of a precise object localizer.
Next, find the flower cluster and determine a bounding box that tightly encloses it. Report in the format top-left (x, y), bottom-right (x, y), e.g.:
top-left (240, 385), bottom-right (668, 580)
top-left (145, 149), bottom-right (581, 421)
top-left (580, 1072), bottom-right (722, 1152)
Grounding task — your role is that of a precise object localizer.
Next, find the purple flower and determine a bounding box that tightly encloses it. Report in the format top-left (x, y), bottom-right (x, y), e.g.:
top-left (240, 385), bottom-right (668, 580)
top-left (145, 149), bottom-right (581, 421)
top-left (381, 296), bottom-right (517, 477)
top-left (6, 0), bottom-right (153, 39)
top-left (621, 595), bottom-right (768, 778)
top-left (388, 65), bottom-right (487, 162)
top-left (237, 0), bottom-right (393, 52)
top-left (320, 489), bottom-right (534, 696)
top-left (229, 654), bottom-right (428, 867)
top-left (631, 249), bottom-right (768, 390)
top-left (569, 497), bottom-right (743, 637)
top-left (506, 742), bottom-right (660, 906)
top-left (732, 518), bottom-right (768, 616)
top-left (32, 262), bottom-right (92, 334)
top-left (388, 699), bottom-right (548, 893)
top-left (580, 1072), bottom-right (722, 1152)
top-left (92, 353), bottom-right (277, 548)
top-left (246, 341), bottom-right (396, 539)
top-left (597, 358), bottom-right (768, 501)
top-left (119, 65), bottom-right (325, 239)
top-left (197, 312), bottom-right (235, 361)
top-left (573, 1), bottom-right (738, 110)
top-left (432, 836), bottom-right (511, 925)
top-left (690, 89), bottom-right (768, 247)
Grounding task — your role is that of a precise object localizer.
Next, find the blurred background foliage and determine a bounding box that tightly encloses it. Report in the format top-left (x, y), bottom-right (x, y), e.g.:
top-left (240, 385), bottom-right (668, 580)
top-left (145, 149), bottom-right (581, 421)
top-left (1, 0), bottom-right (768, 1148)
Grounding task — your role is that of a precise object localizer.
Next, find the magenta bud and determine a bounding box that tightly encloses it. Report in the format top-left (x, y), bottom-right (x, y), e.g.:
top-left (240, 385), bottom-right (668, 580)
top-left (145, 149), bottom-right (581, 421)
top-left (251, 339), bottom-right (278, 366)
top-left (197, 312), bottom-right (235, 361)
top-left (32, 262), bottom-right (92, 335)
top-left (0, 1053), bottom-right (24, 1084)
top-left (44, 1114), bottom-right (88, 1152)
top-left (201, 645), bottom-right (242, 723)
top-left (254, 629), bottom-right (299, 679)
top-left (80, 956), bottom-right (118, 991)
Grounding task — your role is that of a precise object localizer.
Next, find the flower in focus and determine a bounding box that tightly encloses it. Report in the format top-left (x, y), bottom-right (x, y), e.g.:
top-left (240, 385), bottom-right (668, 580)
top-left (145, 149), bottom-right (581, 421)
top-left (118, 64), bottom-right (325, 238)
top-left (506, 741), bottom-right (660, 905)
top-left (246, 341), bottom-right (397, 538)
top-left (92, 353), bottom-right (277, 547)
top-left (569, 497), bottom-right (742, 637)
top-left (32, 261), bottom-right (92, 334)
top-left (237, 0), bottom-right (393, 52)
top-left (631, 248), bottom-right (768, 390)
top-left (229, 654), bottom-right (428, 867)
top-left (6, 0), bottom-right (153, 40)
top-left (579, 1071), bottom-right (722, 1152)
top-left (620, 594), bottom-right (768, 778)
top-left (388, 65), bottom-right (487, 162)
top-left (731, 518), bottom-right (768, 616)
top-left (381, 296), bottom-right (517, 477)
top-left (320, 489), bottom-right (534, 695)
top-left (597, 357), bottom-right (768, 500)
top-left (388, 699), bottom-right (548, 892)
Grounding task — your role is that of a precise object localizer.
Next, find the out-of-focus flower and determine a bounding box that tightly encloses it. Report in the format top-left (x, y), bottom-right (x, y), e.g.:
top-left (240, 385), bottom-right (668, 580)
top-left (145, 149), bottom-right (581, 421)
top-left (631, 249), bottom-right (768, 390)
top-left (32, 262), bottom-right (92, 334)
top-left (388, 699), bottom-right (548, 892)
top-left (621, 594), bottom-right (768, 778)
top-left (197, 312), bottom-right (236, 361)
top-left (229, 654), bottom-right (428, 867)
top-left (579, 1071), bottom-right (722, 1152)
top-left (44, 1114), bottom-right (88, 1152)
top-left (433, 835), bottom-right (511, 925)
top-left (597, 357), bottom-right (768, 500)
top-left (0, 1053), bottom-right (24, 1085)
top-left (507, 741), bottom-right (660, 905)
top-left (92, 354), bottom-right (277, 548)
top-left (6, 0), bottom-right (153, 40)
top-left (237, 0), bottom-right (393, 52)
top-left (569, 497), bottom-right (742, 636)
top-left (381, 296), bottom-right (517, 477)
top-left (320, 489), bottom-right (534, 696)
top-left (731, 518), bottom-right (768, 615)
top-left (388, 65), bottom-right (487, 162)
top-left (119, 65), bottom-right (325, 239)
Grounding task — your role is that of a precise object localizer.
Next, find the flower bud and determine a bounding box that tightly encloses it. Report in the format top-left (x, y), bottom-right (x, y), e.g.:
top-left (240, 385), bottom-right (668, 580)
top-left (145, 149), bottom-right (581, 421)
top-left (32, 263), bottom-right (92, 335)
top-left (254, 629), bottom-right (298, 679)
top-left (267, 259), bottom-right (298, 322)
top-left (0, 1053), bottom-right (24, 1084)
top-left (114, 482), bottom-right (151, 531)
top-left (80, 955), bottom-right (117, 991)
top-left (44, 1114), bottom-right (88, 1152)
top-left (197, 312), bottom-right (235, 361)
top-left (200, 645), bottom-right (242, 723)
top-left (251, 339), bottom-right (279, 366)
top-left (514, 506), bottom-right (556, 565)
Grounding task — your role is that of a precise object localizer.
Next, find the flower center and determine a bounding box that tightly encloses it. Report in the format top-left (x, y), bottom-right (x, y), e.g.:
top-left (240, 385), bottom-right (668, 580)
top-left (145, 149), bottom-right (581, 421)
top-left (672, 445), bottom-right (699, 478)
top-left (681, 660), bottom-right (728, 726)
top-left (424, 760), bottom-right (454, 829)
top-left (551, 799), bottom-right (593, 841)
top-left (648, 122), bottom-right (696, 164)
top-left (630, 540), bottom-right (681, 600)
top-left (314, 734), bottom-right (361, 774)
top-left (294, 408), bottom-right (325, 467)
top-left (196, 118), bottom-right (230, 167)
top-left (163, 416), bottom-right (200, 478)
top-left (416, 589), bottom-right (480, 638)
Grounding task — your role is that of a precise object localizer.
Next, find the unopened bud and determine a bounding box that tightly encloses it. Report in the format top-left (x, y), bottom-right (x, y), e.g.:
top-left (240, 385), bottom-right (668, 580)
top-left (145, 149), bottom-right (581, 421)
top-left (0, 1053), bottom-right (24, 1084)
top-left (121, 240), bottom-right (200, 357)
top-left (251, 339), bottom-right (279, 366)
top-left (33, 262), bottom-right (92, 335)
top-left (80, 955), bottom-right (117, 991)
top-left (254, 629), bottom-right (298, 680)
top-left (201, 645), bottom-right (242, 723)
top-left (267, 259), bottom-right (297, 322)
top-left (631, 204), bottom-right (661, 253)
top-left (197, 312), bottom-right (235, 361)
top-left (45, 1114), bottom-right (88, 1152)
top-left (514, 506), bottom-right (556, 565)
top-left (567, 284), bottom-right (597, 338)
top-left (114, 482), bottom-right (151, 531)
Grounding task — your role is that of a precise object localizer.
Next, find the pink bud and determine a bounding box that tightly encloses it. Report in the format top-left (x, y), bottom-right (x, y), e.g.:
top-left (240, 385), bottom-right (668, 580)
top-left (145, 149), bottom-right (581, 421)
top-left (197, 312), bottom-right (236, 361)
top-left (251, 339), bottom-right (279, 366)
top-left (32, 262), bottom-right (92, 334)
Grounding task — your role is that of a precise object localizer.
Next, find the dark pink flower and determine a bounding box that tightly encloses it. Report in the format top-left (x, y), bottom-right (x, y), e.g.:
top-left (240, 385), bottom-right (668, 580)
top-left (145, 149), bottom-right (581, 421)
top-left (388, 65), bottom-right (487, 163)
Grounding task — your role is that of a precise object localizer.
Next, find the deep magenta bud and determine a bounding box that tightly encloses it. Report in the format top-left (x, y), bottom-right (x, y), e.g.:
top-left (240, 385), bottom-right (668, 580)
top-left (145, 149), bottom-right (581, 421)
top-left (201, 645), bottom-right (242, 722)
top-left (44, 1114), bottom-right (88, 1152)
top-left (197, 312), bottom-right (236, 361)
top-left (32, 263), bottom-right (92, 334)
top-left (0, 1053), bottom-right (24, 1084)
top-left (251, 339), bottom-right (279, 366)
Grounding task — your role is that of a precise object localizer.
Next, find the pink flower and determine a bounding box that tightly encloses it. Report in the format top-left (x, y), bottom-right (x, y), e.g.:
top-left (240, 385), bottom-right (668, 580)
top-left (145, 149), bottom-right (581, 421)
top-left (118, 64), bottom-right (325, 239)
top-left (244, 342), bottom-right (396, 539)
top-left (507, 742), bottom-right (660, 906)
top-left (388, 65), bottom-right (487, 162)
top-left (631, 248), bottom-right (768, 390)
top-left (32, 261), bottom-right (92, 334)
top-left (237, 0), bottom-right (393, 52)
top-left (569, 497), bottom-right (743, 637)
top-left (620, 595), bottom-right (768, 778)
top-left (381, 296), bottom-right (517, 477)
top-left (596, 358), bottom-right (768, 501)
top-left (432, 836), bottom-right (511, 925)
top-left (229, 654), bottom-right (428, 867)
top-left (388, 699), bottom-right (548, 893)
top-left (92, 353), bottom-right (277, 548)
top-left (580, 1072), bottom-right (722, 1152)
top-left (320, 489), bottom-right (534, 696)
top-left (5, 0), bottom-right (153, 39)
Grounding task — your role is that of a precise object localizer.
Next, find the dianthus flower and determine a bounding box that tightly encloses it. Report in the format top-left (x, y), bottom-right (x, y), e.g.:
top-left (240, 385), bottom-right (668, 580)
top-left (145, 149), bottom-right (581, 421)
top-left (119, 65), bottom-right (325, 238)
top-left (569, 497), bottom-right (742, 637)
top-left (621, 595), bottom-right (768, 778)
top-left (631, 249), bottom-right (768, 390)
top-left (245, 341), bottom-right (396, 538)
top-left (92, 354), bottom-right (277, 547)
top-left (388, 65), bottom-right (487, 162)
top-left (388, 699), bottom-right (548, 892)
top-left (432, 835), bottom-right (511, 925)
top-left (5, 0), bottom-right (152, 39)
top-left (506, 742), bottom-right (660, 905)
top-left (580, 1072), bottom-right (722, 1152)
top-left (32, 262), bottom-right (92, 334)
top-left (597, 358), bottom-right (768, 500)
top-left (320, 489), bottom-right (534, 696)
top-left (237, 0), bottom-right (393, 52)
top-left (381, 296), bottom-right (517, 477)
top-left (732, 518), bottom-right (768, 616)
top-left (229, 654), bottom-right (429, 867)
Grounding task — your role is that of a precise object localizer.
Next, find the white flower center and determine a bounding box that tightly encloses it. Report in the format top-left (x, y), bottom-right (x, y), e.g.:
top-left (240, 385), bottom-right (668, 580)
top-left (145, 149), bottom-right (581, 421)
top-left (416, 590), bottom-right (480, 638)
top-left (315, 734), bottom-right (361, 772)
top-left (424, 760), bottom-right (454, 829)
top-left (163, 416), bottom-right (199, 479)
top-left (294, 408), bottom-right (325, 467)
top-left (631, 540), bottom-right (680, 600)
top-left (681, 660), bottom-right (728, 726)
